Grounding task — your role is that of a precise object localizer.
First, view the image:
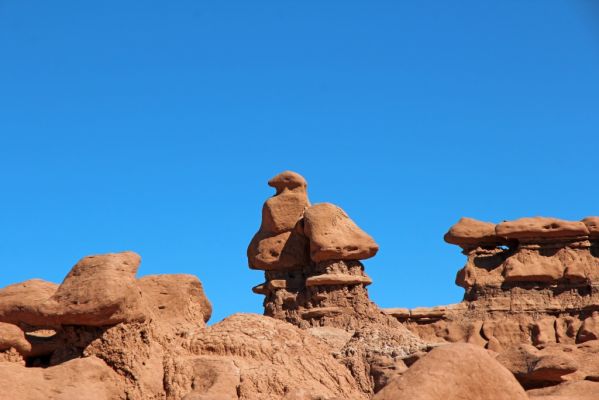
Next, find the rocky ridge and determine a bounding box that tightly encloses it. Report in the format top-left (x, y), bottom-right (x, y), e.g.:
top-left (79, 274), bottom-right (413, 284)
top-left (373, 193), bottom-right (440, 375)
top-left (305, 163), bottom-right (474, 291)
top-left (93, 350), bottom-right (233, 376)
top-left (1, 171), bottom-right (599, 399)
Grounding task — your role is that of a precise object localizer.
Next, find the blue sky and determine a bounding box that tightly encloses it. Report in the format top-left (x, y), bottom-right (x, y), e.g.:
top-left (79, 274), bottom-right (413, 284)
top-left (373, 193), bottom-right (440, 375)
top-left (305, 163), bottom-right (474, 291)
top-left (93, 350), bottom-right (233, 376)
top-left (1, 1), bottom-right (599, 324)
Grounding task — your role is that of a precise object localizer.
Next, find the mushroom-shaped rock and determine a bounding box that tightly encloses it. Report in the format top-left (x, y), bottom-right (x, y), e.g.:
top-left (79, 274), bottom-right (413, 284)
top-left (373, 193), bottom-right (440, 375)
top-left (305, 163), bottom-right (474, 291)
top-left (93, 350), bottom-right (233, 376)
top-left (583, 217), bottom-right (599, 238)
top-left (374, 343), bottom-right (528, 400)
top-left (303, 203), bottom-right (378, 263)
top-left (496, 217), bottom-right (589, 240)
top-left (444, 217), bottom-right (500, 248)
top-left (248, 171), bottom-right (310, 271)
top-left (38, 251), bottom-right (145, 326)
top-left (138, 274), bottom-right (212, 330)
top-left (0, 279), bottom-right (58, 327)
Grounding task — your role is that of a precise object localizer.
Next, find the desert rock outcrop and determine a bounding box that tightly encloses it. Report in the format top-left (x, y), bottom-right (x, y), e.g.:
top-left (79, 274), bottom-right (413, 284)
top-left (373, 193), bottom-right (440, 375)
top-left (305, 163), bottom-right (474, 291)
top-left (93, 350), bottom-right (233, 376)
top-left (0, 249), bottom-right (366, 399)
top-left (374, 343), bottom-right (528, 400)
top-left (248, 171), bottom-right (422, 394)
top-left (387, 215), bottom-right (599, 398)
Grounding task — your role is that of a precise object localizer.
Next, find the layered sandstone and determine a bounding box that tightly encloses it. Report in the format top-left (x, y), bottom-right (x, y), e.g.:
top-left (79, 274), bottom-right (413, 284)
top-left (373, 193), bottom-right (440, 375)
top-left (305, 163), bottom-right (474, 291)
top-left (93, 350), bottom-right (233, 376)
top-left (388, 215), bottom-right (599, 397)
top-left (0, 251), bottom-right (366, 400)
top-left (248, 171), bottom-right (423, 393)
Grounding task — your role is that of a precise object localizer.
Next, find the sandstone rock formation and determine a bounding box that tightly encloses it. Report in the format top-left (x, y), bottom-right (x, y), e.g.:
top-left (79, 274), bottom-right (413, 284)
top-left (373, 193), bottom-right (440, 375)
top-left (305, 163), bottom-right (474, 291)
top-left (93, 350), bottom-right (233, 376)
top-left (374, 343), bottom-right (528, 400)
top-left (3, 171), bottom-right (599, 399)
top-left (0, 250), bottom-right (366, 399)
top-left (248, 171), bottom-right (423, 394)
top-left (387, 215), bottom-right (599, 398)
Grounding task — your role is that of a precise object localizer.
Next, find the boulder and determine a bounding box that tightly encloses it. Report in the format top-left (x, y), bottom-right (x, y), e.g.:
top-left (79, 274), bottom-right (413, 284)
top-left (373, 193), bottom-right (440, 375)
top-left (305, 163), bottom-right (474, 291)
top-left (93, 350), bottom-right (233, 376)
top-left (496, 344), bottom-right (578, 388)
top-left (248, 171), bottom-right (310, 271)
top-left (247, 230), bottom-right (309, 270)
top-left (444, 217), bottom-right (499, 247)
top-left (0, 279), bottom-right (58, 327)
top-left (303, 203), bottom-right (378, 262)
top-left (374, 343), bottom-right (528, 400)
top-left (0, 322), bottom-right (31, 355)
top-left (38, 251), bottom-right (145, 326)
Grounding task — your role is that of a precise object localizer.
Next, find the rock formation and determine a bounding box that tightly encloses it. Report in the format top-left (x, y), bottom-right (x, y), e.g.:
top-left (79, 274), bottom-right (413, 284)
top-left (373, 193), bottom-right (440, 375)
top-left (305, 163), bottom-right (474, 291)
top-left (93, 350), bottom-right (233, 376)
top-left (0, 251), bottom-right (366, 399)
top-left (2, 171), bottom-right (599, 399)
top-left (248, 171), bottom-right (424, 393)
top-left (374, 343), bottom-right (529, 400)
top-left (387, 215), bottom-right (599, 398)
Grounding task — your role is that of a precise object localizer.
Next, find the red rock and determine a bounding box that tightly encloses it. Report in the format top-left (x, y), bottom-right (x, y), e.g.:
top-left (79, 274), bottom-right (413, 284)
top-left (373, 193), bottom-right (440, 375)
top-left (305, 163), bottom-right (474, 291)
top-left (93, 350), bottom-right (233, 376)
top-left (248, 171), bottom-right (310, 271)
top-left (138, 274), bottom-right (212, 330)
top-left (0, 279), bottom-right (58, 327)
top-left (247, 230), bottom-right (309, 270)
top-left (38, 251), bottom-right (146, 326)
top-left (0, 322), bottom-right (31, 355)
top-left (374, 343), bottom-right (528, 400)
top-left (189, 313), bottom-right (368, 399)
top-left (496, 217), bottom-right (589, 240)
top-left (303, 203), bottom-right (378, 262)
top-left (0, 356), bottom-right (125, 399)
top-left (528, 380), bottom-right (599, 400)
top-left (496, 344), bottom-right (578, 388)
top-left (577, 312), bottom-right (599, 343)
top-left (444, 217), bottom-right (499, 247)
top-left (582, 216), bottom-right (599, 238)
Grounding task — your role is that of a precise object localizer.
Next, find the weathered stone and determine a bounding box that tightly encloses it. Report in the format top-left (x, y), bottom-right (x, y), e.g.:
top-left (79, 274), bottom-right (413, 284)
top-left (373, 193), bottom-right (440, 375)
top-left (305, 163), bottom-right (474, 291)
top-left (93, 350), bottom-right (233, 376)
top-left (374, 343), bottom-right (528, 400)
top-left (38, 251), bottom-right (145, 326)
top-left (303, 203), bottom-right (378, 262)
top-left (444, 217), bottom-right (500, 247)
top-left (496, 217), bottom-right (589, 240)
top-left (305, 273), bottom-right (372, 287)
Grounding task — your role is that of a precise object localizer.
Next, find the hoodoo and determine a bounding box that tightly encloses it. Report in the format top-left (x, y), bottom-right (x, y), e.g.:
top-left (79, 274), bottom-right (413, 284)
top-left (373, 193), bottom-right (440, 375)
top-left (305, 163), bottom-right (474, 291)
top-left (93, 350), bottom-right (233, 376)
top-left (247, 171), bottom-right (424, 392)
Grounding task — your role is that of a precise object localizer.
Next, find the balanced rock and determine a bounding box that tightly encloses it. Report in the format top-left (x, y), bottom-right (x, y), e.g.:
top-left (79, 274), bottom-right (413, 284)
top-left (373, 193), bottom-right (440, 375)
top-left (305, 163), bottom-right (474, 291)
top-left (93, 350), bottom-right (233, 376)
top-left (303, 203), bottom-right (378, 262)
top-left (248, 171), bottom-right (310, 271)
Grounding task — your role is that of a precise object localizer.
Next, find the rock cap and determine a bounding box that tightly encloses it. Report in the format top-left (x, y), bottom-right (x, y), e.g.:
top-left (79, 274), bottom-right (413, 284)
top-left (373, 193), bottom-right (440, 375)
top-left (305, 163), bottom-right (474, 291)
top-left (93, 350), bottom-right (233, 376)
top-left (303, 203), bottom-right (378, 262)
top-left (496, 217), bottom-right (589, 240)
top-left (268, 171), bottom-right (307, 194)
top-left (444, 217), bottom-right (500, 247)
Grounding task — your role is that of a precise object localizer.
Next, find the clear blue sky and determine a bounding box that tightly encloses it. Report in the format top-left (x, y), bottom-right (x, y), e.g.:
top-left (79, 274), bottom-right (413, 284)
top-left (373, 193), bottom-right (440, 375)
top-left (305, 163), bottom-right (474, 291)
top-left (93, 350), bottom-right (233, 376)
top-left (1, 1), bottom-right (599, 324)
